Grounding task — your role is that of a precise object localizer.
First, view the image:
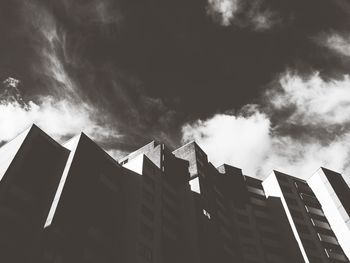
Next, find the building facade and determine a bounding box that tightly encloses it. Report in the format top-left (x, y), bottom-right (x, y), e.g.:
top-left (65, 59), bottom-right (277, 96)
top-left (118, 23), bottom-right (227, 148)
top-left (263, 171), bottom-right (348, 263)
top-left (0, 125), bottom-right (349, 263)
top-left (308, 168), bottom-right (350, 259)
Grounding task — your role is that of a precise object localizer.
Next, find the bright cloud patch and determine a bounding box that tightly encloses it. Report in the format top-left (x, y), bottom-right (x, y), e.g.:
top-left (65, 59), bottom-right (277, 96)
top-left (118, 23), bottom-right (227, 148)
top-left (207, 0), bottom-right (239, 26)
top-left (271, 72), bottom-right (350, 126)
top-left (0, 96), bottom-right (119, 144)
top-left (182, 110), bottom-right (271, 176)
top-left (206, 0), bottom-right (280, 31)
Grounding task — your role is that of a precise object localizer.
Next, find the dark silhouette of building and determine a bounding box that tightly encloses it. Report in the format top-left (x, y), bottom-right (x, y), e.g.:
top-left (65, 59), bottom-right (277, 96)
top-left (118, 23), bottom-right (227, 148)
top-left (173, 142), bottom-right (304, 263)
top-left (0, 125), bottom-right (69, 263)
top-left (0, 125), bottom-right (349, 263)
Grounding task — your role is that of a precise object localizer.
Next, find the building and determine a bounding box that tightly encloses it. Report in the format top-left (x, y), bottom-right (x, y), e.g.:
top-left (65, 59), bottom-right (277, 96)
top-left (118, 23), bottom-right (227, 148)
top-left (0, 125), bottom-right (349, 263)
top-left (263, 171), bottom-right (349, 263)
top-left (174, 142), bottom-right (303, 263)
top-left (0, 125), bottom-right (69, 263)
top-left (308, 168), bottom-right (350, 259)
top-left (120, 141), bottom-right (202, 263)
top-left (41, 133), bottom-right (126, 263)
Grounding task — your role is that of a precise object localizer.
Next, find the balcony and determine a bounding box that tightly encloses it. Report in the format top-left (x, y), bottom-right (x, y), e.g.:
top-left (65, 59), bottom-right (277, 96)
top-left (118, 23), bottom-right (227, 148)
top-left (325, 248), bottom-right (348, 262)
top-left (294, 181), bottom-right (313, 195)
top-left (305, 205), bottom-right (325, 217)
top-left (310, 218), bottom-right (331, 231)
top-left (247, 186), bottom-right (265, 197)
top-left (300, 193), bottom-right (321, 208)
top-left (317, 233), bottom-right (339, 246)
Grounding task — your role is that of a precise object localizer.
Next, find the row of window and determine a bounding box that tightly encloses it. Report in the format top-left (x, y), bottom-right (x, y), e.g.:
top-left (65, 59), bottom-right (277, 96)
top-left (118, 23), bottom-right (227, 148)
top-left (138, 242), bottom-right (153, 262)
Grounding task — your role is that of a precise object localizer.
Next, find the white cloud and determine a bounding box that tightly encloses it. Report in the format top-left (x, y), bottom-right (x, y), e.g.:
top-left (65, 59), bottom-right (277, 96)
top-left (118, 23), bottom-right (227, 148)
top-left (182, 72), bottom-right (350, 181)
top-left (182, 110), bottom-right (271, 176)
top-left (206, 0), bottom-right (280, 31)
top-left (0, 96), bottom-right (119, 144)
top-left (250, 10), bottom-right (278, 31)
top-left (321, 33), bottom-right (350, 57)
top-left (270, 72), bottom-right (350, 126)
top-left (207, 0), bottom-right (239, 26)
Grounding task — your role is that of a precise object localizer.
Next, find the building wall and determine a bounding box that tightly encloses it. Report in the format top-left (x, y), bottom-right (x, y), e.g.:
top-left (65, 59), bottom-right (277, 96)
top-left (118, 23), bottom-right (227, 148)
top-left (42, 134), bottom-right (125, 263)
top-left (263, 171), bottom-right (349, 263)
top-left (308, 168), bottom-right (350, 259)
top-left (0, 125), bottom-right (69, 263)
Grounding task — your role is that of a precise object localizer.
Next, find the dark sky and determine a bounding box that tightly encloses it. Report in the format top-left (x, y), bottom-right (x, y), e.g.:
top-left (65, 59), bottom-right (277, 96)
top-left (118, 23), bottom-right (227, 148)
top-left (1, 0), bottom-right (350, 154)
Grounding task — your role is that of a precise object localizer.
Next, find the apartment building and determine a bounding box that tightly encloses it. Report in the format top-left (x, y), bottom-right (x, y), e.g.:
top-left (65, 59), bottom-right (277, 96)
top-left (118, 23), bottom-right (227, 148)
top-left (263, 171), bottom-right (348, 263)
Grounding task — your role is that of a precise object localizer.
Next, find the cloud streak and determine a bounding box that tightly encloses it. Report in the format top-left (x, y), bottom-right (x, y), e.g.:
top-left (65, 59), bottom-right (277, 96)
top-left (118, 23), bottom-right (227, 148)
top-left (316, 32), bottom-right (350, 58)
top-left (0, 1), bottom-right (120, 147)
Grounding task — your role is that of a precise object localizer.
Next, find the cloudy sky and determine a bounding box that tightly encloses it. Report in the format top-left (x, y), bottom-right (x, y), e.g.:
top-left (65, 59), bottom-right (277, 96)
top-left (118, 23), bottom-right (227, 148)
top-left (1, 0), bottom-right (350, 180)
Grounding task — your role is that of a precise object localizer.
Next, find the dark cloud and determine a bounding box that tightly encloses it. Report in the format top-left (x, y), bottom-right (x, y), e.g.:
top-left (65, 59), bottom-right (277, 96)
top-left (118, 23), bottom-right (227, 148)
top-left (1, 0), bottom-right (350, 155)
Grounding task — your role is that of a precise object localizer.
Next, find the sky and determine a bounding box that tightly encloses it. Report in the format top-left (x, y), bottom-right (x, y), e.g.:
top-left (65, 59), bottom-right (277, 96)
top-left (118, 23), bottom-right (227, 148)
top-left (1, 0), bottom-right (350, 180)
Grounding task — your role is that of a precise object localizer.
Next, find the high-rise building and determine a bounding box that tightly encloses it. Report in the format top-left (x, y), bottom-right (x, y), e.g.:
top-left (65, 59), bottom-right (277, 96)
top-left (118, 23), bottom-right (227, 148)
top-left (174, 142), bottom-right (303, 263)
top-left (308, 168), bottom-right (350, 259)
top-left (0, 125), bottom-right (350, 263)
top-left (263, 171), bottom-right (348, 263)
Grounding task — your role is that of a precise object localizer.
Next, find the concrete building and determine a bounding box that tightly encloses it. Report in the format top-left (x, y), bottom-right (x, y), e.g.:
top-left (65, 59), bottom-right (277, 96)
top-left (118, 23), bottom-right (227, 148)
top-left (120, 141), bottom-right (202, 263)
top-left (263, 171), bottom-right (348, 263)
top-left (308, 168), bottom-right (350, 259)
top-left (0, 125), bottom-right (69, 263)
top-left (173, 142), bottom-right (303, 263)
top-left (42, 133), bottom-right (126, 263)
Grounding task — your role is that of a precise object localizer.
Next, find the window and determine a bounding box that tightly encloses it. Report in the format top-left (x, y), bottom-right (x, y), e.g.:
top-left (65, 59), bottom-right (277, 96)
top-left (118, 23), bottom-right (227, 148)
top-left (325, 248), bottom-right (348, 262)
top-left (240, 228), bottom-right (253, 238)
top-left (259, 216), bottom-right (274, 227)
top-left (138, 242), bottom-right (153, 261)
top-left (295, 223), bottom-right (310, 234)
top-left (99, 173), bottom-right (119, 193)
top-left (317, 233), bottom-right (339, 245)
top-left (141, 205), bottom-right (154, 221)
top-left (140, 223), bottom-right (154, 240)
top-left (250, 197), bottom-right (266, 207)
top-left (203, 209), bottom-right (211, 219)
top-left (305, 206), bottom-right (324, 217)
top-left (310, 218), bottom-right (331, 230)
top-left (241, 244), bottom-right (257, 255)
top-left (301, 238), bottom-right (316, 249)
top-left (260, 230), bottom-right (280, 240)
top-left (300, 193), bottom-right (320, 208)
top-left (277, 174), bottom-right (288, 182)
top-left (162, 200), bottom-right (178, 218)
top-left (143, 189), bottom-right (155, 204)
top-left (280, 184), bottom-right (293, 194)
top-left (308, 256), bottom-right (322, 263)
top-left (143, 174), bottom-right (155, 190)
top-left (247, 186), bottom-right (265, 196)
top-left (120, 159), bottom-right (128, 165)
top-left (289, 209), bottom-right (303, 219)
top-left (285, 197), bottom-right (298, 206)
top-left (236, 214), bottom-right (249, 223)
top-left (294, 181), bottom-right (313, 195)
